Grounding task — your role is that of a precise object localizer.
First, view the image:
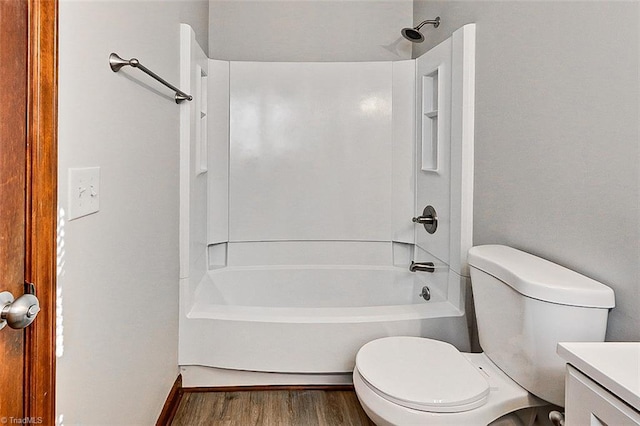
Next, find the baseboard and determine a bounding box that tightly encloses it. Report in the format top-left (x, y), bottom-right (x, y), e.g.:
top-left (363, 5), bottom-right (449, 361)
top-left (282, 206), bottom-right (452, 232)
top-left (156, 374), bottom-right (183, 426)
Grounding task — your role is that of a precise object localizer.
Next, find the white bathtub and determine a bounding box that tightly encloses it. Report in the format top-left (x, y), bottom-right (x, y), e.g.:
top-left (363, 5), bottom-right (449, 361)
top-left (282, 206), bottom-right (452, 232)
top-left (179, 265), bottom-right (470, 378)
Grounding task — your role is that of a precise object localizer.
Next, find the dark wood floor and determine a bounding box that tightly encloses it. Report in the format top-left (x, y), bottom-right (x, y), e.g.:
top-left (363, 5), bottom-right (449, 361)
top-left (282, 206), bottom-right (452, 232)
top-left (171, 390), bottom-right (375, 425)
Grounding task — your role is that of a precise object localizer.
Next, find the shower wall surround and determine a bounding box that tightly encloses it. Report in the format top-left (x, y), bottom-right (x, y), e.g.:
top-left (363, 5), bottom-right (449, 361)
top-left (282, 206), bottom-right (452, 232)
top-left (198, 55), bottom-right (418, 269)
top-left (179, 24), bottom-right (475, 286)
top-left (228, 61), bottom-right (413, 243)
top-left (207, 60), bottom-right (230, 246)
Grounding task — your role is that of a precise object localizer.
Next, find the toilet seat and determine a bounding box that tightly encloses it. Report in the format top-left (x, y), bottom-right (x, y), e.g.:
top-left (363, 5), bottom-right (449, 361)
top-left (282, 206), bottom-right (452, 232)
top-left (355, 336), bottom-right (490, 413)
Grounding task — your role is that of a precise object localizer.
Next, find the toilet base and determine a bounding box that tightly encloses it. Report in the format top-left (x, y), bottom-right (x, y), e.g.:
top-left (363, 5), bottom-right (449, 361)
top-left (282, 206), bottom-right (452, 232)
top-left (353, 352), bottom-right (546, 426)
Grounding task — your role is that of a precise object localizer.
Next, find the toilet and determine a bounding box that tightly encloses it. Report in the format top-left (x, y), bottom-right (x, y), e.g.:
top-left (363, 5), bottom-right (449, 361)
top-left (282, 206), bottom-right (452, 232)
top-left (353, 245), bottom-right (615, 425)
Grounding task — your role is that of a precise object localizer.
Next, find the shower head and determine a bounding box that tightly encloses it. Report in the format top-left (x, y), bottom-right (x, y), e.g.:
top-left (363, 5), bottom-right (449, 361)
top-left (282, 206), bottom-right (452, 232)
top-left (401, 28), bottom-right (425, 43)
top-left (401, 17), bottom-right (440, 43)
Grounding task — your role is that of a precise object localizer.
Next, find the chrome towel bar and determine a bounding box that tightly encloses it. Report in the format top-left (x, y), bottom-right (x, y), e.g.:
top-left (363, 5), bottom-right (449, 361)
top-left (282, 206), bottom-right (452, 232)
top-left (109, 52), bottom-right (192, 104)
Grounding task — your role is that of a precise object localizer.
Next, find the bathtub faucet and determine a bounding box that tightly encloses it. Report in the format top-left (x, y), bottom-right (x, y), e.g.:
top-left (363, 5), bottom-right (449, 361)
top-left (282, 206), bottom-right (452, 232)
top-left (410, 261), bottom-right (435, 273)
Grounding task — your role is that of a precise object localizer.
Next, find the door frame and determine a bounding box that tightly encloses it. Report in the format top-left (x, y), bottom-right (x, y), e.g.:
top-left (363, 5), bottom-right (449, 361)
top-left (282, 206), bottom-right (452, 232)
top-left (24, 0), bottom-right (57, 421)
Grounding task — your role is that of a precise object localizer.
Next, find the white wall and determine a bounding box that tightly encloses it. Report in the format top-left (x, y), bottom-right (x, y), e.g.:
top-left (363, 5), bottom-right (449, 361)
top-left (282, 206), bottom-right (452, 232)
top-left (209, 0), bottom-right (414, 61)
top-left (58, 1), bottom-right (208, 424)
top-left (228, 61), bottom-right (394, 242)
top-left (413, 1), bottom-right (640, 341)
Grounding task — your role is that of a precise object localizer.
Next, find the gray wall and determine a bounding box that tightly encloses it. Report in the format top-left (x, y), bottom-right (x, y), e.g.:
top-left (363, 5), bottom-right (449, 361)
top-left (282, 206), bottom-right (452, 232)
top-left (209, 0), bottom-right (413, 61)
top-left (58, 1), bottom-right (208, 423)
top-left (414, 1), bottom-right (639, 341)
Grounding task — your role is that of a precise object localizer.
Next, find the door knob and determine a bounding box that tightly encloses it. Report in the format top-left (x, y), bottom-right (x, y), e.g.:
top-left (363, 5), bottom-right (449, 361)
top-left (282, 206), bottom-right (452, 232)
top-left (0, 291), bottom-right (40, 330)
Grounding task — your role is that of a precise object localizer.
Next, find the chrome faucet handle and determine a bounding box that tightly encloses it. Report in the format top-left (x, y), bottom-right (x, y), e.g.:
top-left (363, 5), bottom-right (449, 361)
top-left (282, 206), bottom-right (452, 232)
top-left (412, 216), bottom-right (435, 224)
top-left (412, 205), bottom-right (438, 234)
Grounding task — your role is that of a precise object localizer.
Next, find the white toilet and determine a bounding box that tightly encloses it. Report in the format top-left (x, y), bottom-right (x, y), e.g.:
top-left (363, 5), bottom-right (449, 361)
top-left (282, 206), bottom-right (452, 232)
top-left (353, 245), bottom-right (615, 425)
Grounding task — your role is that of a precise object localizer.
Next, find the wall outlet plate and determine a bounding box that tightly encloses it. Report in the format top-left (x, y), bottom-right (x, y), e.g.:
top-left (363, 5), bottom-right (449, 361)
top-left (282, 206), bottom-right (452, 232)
top-left (68, 167), bottom-right (100, 220)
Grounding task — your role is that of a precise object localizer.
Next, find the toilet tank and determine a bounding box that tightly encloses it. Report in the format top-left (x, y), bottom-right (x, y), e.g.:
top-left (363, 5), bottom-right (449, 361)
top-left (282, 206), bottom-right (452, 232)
top-left (467, 245), bottom-right (615, 407)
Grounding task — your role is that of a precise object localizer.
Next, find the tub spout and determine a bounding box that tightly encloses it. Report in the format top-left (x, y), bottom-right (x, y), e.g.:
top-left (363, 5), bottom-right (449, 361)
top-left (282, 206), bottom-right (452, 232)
top-left (410, 261), bottom-right (435, 273)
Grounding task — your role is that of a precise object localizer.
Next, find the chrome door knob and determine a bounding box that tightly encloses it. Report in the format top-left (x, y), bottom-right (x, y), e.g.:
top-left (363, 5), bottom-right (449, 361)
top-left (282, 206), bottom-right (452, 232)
top-left (0, 291), bottom-right (40, 330)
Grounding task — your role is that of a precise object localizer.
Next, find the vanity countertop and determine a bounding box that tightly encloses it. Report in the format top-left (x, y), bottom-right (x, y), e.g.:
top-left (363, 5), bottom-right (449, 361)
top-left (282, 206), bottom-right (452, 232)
top-left (557, 342), bottom-right (640, 412)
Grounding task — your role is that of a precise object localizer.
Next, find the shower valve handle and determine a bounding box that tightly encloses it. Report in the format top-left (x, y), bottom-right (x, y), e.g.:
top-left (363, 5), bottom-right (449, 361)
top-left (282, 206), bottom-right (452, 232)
top-left (412, 216), bottom-right (435, 224)
top-left (412, 205), bottom-right (438, 234)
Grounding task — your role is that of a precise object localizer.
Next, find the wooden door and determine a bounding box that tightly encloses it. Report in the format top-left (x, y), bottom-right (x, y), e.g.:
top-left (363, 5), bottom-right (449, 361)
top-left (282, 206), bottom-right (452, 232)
top-left (0, 0), bottom-right (57, 423)
top-left (0, 0), bottom-right (29, 419)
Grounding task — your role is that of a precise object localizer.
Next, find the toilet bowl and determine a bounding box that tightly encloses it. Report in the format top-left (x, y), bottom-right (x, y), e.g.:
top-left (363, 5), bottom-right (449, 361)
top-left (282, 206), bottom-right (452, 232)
top-left (353, 245), bottom-right (615, 425)
top-left (353, 337), bottom-right (545, 426)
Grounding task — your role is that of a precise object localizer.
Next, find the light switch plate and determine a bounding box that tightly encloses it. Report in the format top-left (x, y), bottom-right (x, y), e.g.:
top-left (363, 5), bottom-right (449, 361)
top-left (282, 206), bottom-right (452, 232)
top-left (68, 167), bottom-right (100, 220)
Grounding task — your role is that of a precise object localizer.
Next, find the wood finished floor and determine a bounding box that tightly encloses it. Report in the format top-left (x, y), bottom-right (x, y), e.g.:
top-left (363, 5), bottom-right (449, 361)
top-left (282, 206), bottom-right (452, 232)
top-left (171, 390), bottom-right (375, 426)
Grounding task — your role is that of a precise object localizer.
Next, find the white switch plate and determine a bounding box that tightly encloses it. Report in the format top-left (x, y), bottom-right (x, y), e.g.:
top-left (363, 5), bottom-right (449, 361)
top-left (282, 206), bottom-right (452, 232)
top-left (68, 167), bottom-right (100, 220)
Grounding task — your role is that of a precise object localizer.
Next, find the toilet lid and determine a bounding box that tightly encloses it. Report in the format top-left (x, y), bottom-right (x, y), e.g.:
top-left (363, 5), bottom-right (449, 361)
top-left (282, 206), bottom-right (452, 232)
top-left (356, 337), bottom-right (490, 413)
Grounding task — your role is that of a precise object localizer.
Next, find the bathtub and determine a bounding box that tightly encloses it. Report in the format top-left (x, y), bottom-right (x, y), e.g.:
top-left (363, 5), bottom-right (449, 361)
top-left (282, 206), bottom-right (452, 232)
top-left (179, 264), bottom-right (470, 379)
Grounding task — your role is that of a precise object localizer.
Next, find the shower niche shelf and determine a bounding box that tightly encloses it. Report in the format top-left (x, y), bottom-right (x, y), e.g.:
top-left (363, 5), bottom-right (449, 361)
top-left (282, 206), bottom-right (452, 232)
top-left (196, 66), bottom-right (208, 175)
top-left (421, 71), bottom-right (439, 172)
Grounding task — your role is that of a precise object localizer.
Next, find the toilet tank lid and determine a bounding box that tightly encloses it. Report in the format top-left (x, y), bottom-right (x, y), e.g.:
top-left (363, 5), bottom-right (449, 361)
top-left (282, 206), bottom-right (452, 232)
top-left (468, 245), bottom-right (615, 308)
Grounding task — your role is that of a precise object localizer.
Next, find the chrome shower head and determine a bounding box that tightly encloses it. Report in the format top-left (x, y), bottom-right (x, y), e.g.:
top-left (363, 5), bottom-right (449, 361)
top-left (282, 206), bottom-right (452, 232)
top-left (401, 28), bottom-right (425, 43)
top-left (401, 17), bottom-right (440, 43)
